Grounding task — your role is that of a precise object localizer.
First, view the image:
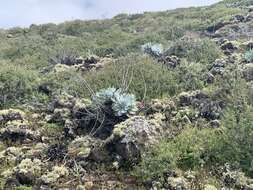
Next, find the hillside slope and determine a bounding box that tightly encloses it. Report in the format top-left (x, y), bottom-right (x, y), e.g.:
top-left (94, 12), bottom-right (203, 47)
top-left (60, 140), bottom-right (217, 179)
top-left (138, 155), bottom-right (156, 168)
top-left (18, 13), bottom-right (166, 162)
top-left (0, 0), bottom-right (253, 189)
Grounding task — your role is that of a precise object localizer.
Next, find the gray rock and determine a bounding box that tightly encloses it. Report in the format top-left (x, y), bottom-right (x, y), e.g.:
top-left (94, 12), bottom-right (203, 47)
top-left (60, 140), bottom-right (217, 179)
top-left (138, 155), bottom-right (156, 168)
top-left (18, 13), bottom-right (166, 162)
top-left (205, 72), bottom-right (215, 84)
top-left (106, 116), bottom-right (163, 162)
top-left (40, 165), bottom-right (68, 185)
top-left (14, 158), bottom-right (43, 185)
top-left (243, 64), bottom-right (253, 81)
top-left (230, 15), bottom-right (245, 23)
top-left (220, 40), bottom-right (238, 55)
top-left (68, 136), bottom-right (104, 161)
top-left (0, 109), bottom-right (25, 124)
top-left (166, 177), bottom-right (189, 190)
top-left (209, 120), bottom-right (221, 128)
top-left (0, 120), bottom-right (40, 143)
top-left (159, 55), bottom-right (181, 68)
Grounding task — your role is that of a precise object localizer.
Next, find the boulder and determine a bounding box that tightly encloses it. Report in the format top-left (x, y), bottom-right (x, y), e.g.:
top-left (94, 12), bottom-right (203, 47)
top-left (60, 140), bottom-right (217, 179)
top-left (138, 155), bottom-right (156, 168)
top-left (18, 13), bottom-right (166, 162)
top-left (178, 92), bottom-right (193, 106)
top-left (178, 90), bottom-right (209, 107)
top-left (0, 120), bottom-right (40, 143)
top-left (40, 165), bottom-right (68, 185)
top-left (243, 64), bottom-right (253, 81)
top-left (53, 93), bottom-right (76, 109)
top-left (245, 13), bottom-right (253, 21)
top-left (6, 34), bottom-right (14, 38)
top-left (165, 176), bottom-right (189, 190)
top-left (205, 72), bottom-right (215, 84)
top-left (52, 64), bottom-right (73, 73)
top-left (223, 170), bottom-right (253, 189)
top-left (158, 55), bottom-right (181, 68)
top-left (84, 55), bottom-right (100, 65)
top-left (230, 15), bottom-right (245, 23)
top-left (46, 143), bottom-right (67, 161)
top-left (106, 116), bottom-right (163, 162)
top-left (76, 56), bottom-right (112, 71)
top-left (14, 158), bottom-right (43, 185)
top-left (210, 59), bottom-right (227, 75)
top-left (0, 109), bottom-right (25, 124)
top-left (0, 147), bottom-right (23, 163)
top-left (198, 101), bottom-right (222, 120)
top-left (177, 90), bottom-right (223, 120)
top-left (209, 119), bottom-right (221, 128)
top-left (146, 99), bottom-right (176, 114)
top-left (25, 143), bottom-right (48, 158)
top-left (49, 108), bottom-right (71, 124)
top-left (220, 40), bottom-right (238, 55)
top-left (68, 136), bottom-right (105, 161)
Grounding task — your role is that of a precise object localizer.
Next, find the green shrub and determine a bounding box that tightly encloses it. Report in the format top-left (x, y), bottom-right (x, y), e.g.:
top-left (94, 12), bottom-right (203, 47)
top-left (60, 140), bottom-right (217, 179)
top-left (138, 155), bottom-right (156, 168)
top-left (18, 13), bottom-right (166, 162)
top-left (0, 64), bottom-right (40, 108)
top-left (133, 127), bottom-right (222, 181)
top-left (218, 107), bottom-right (253, 175)
top-left (133, 105), bottom-right (253, 182)
top-left (166, 38), bottom-right (221, 65)
top-left (245, 49), bottom-right (253, 63)
top-left (40, 68), bottom-right (87, 97)
top-left (44, 54), bottom-right (205, 102)
top-left (176, 62), bottom-right (205, 91)
top-left (84, 55), bottom-right (179, 101)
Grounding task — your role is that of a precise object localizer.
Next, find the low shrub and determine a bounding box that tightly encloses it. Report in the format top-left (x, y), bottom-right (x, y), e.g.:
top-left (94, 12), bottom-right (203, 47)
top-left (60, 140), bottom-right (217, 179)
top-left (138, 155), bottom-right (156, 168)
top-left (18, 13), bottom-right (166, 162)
top-left (165, 38), bottom-right (221, 65)
top-left (84, 54), bottom-right (179, 101)
top-left (40, 68), bottom-right (87, 97)
top-left (133, 127), bottom-right (222, 181)
top-left (0, 64), bottom-right (40, 108)
top-left (133, 105), bottom-right (253, 182)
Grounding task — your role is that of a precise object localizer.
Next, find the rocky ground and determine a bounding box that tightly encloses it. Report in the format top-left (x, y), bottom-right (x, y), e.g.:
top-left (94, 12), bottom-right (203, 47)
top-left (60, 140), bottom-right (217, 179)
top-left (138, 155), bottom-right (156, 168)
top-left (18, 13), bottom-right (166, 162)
top-left (1, 1), bottom-right (253, 190)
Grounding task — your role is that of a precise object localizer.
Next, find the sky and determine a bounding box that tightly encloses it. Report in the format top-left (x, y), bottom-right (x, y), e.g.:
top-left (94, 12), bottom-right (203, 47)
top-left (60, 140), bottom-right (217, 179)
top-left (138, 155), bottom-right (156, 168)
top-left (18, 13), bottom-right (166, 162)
top-left (0, 0), bottom-right (221, 29)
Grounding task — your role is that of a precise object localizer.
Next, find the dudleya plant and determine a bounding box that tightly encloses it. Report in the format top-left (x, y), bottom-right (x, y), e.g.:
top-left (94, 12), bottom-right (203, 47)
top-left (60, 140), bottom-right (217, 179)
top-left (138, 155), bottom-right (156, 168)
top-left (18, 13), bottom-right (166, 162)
top-left (245, 49), bottom-right (253, 62)
top-left (92, 87), bottom-right (138, 116)
top-left (93, 87), bottom-right (116, 105)
top-left (141, 42), bottom-right (163, 58)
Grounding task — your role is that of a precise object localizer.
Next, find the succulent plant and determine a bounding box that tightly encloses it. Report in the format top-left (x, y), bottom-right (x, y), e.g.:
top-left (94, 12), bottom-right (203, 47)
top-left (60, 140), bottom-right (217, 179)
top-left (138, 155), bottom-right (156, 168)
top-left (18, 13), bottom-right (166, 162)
top-left (141, 42), bottom-right (163, 58)
top-left (112, 92), bottom-right (138, 116)
top-left (92, 88), bottom-right (138, 116)
top-left (245, 49), bottom-right (253, 62)
top-left (92, 87), bottom-right (116, 105)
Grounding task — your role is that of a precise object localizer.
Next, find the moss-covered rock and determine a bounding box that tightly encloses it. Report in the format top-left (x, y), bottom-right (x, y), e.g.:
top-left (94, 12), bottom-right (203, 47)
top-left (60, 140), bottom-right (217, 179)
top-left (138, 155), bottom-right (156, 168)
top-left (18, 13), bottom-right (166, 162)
top-left (243, 64), bottom-right (253, 81)
top-left (0, 147), bottom-right (23, 164)
top-left (107, 116), bottom-right (163, 162)
top-left (3, 158), bottom-right (44, 187)
top-left (68, 136), bottom-right (99, 160)
top-left (166, 176), bottom-right (189, 190)
top-left (147, 99), bottom-right (176, 114)
top-left (40, 165), bottom-right (68, 185)
top-left (0, 109), bottom-right (25, 124)
top-left (0, 120), bottom-right (40, 143)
